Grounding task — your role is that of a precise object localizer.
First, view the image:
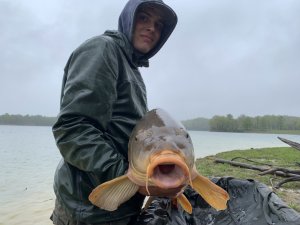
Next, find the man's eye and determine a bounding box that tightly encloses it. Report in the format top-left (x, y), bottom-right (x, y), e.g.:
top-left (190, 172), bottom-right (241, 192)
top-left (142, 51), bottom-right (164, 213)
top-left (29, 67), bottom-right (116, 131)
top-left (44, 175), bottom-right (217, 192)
top-left (155, 22), bottom-right (164, 31)
top-left (138, 14), bottom-right (149, 22)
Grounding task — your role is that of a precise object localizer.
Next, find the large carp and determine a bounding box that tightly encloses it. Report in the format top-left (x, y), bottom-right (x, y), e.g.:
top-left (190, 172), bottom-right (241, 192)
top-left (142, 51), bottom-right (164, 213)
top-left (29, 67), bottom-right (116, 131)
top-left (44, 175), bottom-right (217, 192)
top-left (89, 108), bottom-right (229, 214)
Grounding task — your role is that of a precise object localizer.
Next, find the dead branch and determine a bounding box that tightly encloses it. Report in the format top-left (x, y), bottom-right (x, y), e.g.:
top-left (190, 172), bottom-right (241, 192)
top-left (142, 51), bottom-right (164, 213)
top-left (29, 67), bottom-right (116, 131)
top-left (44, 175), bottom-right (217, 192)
top-left (231, 157), bottom-right (273, 166)
top-left (259, 168), bottom-right (300, 176)
top-left (215, 159), bottom-right (300, 178)
top-left (215, 138), bottom-right (300, 188)
top-left (215, 158), bottom-right (300, 188)
top-left (274, 177), bottom-right (300, 189)
top-left (215, 159), bottom-right (269, 172)
top-left (278, 137), bottom-right (300, 151)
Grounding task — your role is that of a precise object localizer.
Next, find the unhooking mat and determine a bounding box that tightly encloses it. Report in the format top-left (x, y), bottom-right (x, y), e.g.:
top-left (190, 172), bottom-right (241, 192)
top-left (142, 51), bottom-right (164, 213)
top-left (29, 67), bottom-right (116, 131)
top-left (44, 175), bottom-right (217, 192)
top-left (134, 177), bottom-right (300, 225)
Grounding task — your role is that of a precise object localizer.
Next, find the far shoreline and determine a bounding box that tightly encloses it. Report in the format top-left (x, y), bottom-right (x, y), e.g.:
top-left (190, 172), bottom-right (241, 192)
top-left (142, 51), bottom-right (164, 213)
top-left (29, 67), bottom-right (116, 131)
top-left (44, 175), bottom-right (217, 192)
top-left (1, 124), bottom-right (300, 135)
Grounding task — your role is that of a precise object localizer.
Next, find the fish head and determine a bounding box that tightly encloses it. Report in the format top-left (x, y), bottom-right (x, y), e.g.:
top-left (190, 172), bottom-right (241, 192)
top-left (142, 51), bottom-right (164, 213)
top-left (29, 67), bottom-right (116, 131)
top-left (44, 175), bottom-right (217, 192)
top-left (128, 109), bottom-right (195, 189)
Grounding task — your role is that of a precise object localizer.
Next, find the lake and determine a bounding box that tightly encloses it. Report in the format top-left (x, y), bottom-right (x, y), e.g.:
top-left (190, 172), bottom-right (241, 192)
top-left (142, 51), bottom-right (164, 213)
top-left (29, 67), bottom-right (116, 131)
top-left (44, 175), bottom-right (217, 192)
top-left (0, 125), bottom-right (299, 225)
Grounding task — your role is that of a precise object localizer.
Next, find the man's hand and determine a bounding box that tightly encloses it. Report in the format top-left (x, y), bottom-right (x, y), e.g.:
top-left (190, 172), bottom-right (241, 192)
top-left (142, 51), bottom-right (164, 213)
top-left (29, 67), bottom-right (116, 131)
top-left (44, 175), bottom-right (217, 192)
top-left (138, 185), bottom-right (184, 198)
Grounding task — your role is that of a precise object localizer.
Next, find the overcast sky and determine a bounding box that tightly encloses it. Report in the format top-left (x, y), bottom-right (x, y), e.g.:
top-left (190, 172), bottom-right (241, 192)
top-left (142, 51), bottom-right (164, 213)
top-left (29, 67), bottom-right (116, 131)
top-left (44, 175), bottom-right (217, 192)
top-left (1, 0), bottom-right (299, 120)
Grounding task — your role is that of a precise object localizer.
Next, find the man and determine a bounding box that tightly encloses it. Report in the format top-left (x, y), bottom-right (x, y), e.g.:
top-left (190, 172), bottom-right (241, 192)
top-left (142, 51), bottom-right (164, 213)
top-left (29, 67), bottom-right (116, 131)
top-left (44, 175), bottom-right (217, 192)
top-left (51, 0), bottom-right (178, 224)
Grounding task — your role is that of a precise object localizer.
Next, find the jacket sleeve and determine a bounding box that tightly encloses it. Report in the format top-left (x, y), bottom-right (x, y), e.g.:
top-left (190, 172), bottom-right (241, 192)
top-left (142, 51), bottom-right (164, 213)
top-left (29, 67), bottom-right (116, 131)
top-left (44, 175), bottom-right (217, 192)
top-left (52, 37), bottom-right (127, 182)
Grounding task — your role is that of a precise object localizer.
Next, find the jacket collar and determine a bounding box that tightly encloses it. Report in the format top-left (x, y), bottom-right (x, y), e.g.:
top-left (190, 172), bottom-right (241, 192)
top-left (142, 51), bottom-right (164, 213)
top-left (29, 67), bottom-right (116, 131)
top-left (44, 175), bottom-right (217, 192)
top-left (104, 30), bottom-right (149, 67)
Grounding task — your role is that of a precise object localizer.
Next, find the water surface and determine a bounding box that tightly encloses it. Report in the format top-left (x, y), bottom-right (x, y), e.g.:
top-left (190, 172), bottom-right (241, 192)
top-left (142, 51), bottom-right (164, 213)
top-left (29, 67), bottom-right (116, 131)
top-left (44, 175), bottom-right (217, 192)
top-left (0, 125), bottom-right (298, 225)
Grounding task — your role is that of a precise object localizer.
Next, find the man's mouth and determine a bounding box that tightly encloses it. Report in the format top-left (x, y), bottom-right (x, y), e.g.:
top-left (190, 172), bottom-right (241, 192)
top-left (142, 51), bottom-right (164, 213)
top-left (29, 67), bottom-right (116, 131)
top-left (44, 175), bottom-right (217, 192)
top-left (141, 34), bottom-right (153, 43)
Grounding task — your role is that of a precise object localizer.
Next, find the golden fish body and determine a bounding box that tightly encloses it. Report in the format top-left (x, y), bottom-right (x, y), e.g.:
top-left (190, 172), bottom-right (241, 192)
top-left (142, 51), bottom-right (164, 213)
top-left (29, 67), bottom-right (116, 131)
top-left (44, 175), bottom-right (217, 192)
top-left (127, 109), bottom-right (194, 191)
top-left (89, 108), bottom-right (229, 214)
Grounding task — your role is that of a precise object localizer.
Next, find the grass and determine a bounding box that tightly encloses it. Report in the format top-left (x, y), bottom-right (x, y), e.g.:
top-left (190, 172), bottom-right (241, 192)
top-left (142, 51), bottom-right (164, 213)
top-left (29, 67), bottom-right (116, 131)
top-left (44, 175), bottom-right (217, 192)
top-left (195, 147), bottom-right (300, 212)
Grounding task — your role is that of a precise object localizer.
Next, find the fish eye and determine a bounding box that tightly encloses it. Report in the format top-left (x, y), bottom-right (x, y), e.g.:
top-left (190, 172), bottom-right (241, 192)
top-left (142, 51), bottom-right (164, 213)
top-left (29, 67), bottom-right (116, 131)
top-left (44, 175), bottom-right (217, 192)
top-left (186, 134), bottom-right (189, 138)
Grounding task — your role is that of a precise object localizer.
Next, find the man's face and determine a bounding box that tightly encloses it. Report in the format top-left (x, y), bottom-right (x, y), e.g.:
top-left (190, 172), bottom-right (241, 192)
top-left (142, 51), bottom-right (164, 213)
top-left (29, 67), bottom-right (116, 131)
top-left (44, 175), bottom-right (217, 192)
top-left (132, 6), bottom-right (164, 54)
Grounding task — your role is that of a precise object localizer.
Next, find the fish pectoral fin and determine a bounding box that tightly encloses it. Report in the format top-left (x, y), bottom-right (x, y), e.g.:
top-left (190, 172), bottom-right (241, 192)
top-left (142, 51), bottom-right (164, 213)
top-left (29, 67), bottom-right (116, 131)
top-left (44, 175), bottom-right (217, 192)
top-left (88, 174), bottom-right (139, 211)
top-left (192, 174), bottom-right (229, 211)
top-left (176, 193), bottom-right (192, 214)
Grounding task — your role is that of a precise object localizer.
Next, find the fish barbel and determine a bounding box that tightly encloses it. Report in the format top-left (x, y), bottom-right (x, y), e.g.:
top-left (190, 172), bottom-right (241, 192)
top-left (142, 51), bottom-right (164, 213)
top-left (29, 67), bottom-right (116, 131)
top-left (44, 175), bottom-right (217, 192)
top-left (89, 108), bottom-right (229, 214)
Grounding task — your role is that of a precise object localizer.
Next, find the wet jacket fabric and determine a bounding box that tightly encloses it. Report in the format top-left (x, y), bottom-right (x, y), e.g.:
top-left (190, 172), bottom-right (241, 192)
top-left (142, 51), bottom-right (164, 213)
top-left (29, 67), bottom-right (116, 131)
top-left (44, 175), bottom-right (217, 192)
top-left (52, 0), bottom-right (177, 224)
top-left (135, 177), bottom-right (300, 225)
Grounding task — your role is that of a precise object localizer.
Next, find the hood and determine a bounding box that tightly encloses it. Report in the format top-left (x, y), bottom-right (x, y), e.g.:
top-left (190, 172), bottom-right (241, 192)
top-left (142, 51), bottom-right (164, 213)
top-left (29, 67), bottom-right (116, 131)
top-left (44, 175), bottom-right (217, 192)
top-left (118, 0), bottom-right (177, 62)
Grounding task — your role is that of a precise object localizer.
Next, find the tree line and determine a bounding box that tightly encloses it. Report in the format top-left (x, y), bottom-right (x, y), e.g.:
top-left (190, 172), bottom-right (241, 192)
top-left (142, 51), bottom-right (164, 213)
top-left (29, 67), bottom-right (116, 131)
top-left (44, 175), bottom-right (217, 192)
top-left (1, 113), bottom-right (300, 133)
top-left (182, 114), bottom-right (300, 133)
top-left (0, 113), bottom-right (56, 126)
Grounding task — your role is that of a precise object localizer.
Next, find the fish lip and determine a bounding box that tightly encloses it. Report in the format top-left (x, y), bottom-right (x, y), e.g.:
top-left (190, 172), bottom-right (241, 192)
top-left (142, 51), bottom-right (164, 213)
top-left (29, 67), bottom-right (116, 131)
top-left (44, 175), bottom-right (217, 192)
top-left (147, 150), bottom-right (190, 189)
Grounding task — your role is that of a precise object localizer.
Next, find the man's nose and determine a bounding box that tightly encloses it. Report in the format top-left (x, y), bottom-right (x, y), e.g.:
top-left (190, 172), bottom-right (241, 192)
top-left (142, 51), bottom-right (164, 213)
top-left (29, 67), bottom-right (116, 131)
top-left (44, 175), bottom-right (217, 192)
top-left (146, 21), bottom-right (155, 32)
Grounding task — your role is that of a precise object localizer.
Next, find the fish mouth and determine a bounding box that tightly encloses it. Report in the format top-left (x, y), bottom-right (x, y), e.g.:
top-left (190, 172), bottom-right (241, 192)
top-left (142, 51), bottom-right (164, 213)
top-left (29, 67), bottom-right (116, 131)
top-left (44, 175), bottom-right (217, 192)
top-left (146, 150), bottom-right (191, 194)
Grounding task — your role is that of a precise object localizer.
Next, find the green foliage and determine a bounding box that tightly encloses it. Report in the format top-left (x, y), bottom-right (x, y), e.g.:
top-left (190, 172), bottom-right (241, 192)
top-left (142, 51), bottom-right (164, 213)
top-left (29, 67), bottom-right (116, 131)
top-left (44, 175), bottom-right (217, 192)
top-left (182, 117), bottom-right (209, 131)
top-left (209, 114), bottom-right (300, 133)
top-left (0, 113), bottom-right (56, 126)
top-left (2, 112), bottom-right (300, 132)
top-left (182, 114), bottom-right (300, 133)
top-left (209, 114), bottom-right (239, 132)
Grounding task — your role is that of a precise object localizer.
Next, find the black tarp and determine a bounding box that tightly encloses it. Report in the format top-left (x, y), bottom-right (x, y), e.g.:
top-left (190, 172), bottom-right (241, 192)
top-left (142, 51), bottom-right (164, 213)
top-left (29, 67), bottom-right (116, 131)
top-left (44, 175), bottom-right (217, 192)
top-left (135, 177), bottom-right (300, 225)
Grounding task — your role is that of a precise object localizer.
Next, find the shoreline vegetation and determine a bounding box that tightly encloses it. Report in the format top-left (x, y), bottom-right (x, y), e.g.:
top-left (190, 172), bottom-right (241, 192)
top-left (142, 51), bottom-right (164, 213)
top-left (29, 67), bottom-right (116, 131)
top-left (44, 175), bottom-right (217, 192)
top-left (196, 147), bottom-right (300, 212)
top-left (0, 113), bottom-right (56, 126)
top-left (1, 113), bottom-right (300, 134)
top-left (183, 114), bottom-right (300, 134)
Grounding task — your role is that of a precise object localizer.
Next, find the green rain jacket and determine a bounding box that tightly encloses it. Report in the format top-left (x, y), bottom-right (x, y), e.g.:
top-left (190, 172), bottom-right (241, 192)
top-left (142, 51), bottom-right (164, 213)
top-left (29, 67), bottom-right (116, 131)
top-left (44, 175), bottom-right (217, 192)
top-left (52, 31), bottom-right (147, 223)
top-left (52, 0), bottom-right (177, 223)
